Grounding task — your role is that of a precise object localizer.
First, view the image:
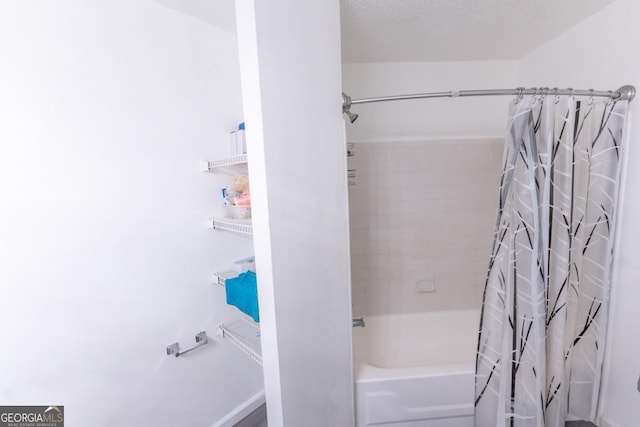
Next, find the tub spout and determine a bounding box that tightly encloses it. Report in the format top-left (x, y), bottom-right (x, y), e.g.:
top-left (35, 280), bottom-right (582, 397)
top-left (352, 317), bottom-right (365, 328)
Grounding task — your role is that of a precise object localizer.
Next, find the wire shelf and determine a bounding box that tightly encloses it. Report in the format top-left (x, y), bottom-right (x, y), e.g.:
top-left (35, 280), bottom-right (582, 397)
top-left (206, 217), bottom-right (253, 235)
top-left (218, 319), bottom-right (262, 366)
top-left (201, 154), bottom-right (248, 173)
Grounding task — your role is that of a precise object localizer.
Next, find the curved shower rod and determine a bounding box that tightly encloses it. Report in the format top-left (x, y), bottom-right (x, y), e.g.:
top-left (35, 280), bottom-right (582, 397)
top-left (341, 85), bottom-right (636, 122)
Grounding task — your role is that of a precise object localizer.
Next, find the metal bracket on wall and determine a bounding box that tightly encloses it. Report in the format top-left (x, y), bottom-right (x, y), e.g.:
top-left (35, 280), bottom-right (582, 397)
top-left (166, 331), bottom-right (209, 357)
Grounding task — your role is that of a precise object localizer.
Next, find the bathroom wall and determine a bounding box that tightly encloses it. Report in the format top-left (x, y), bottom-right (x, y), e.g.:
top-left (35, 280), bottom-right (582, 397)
top-left (517, 0), bottom-right (640, 425)
top-left (343, 60), bottom-right (516, 317)
top-left (0, 1), bottom-right (263, 425)
top-left (235, 0), bottom-right (354, 425)
top-left (348, 138), bottom-right (503, 316)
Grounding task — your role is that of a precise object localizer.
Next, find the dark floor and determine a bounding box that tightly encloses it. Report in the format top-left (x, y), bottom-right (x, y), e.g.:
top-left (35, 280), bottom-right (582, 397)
top-left (234, 403), bottom-right (267, 427)
top-left (233, 406), bottom-right (595, 427)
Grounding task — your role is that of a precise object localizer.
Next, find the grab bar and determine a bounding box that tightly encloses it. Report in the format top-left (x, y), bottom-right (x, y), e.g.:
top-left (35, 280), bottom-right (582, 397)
top-left (352, 318), bottom-right (365, 328)
top-left (166, 331), bottom-right (209, 357)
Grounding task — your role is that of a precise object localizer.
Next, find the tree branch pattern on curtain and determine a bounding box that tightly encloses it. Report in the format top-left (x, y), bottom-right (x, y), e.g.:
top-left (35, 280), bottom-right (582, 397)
top-left (474, 95), bottom-right (628, 427)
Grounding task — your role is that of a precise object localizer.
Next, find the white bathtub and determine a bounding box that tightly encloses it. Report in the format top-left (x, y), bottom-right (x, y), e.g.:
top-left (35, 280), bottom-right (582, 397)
top-left (353, 309), bottom-right (480, 427)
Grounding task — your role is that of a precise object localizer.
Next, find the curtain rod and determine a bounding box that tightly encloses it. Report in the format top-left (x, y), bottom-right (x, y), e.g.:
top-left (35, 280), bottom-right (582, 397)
top-left (341, 85), bottom-right (636, 114)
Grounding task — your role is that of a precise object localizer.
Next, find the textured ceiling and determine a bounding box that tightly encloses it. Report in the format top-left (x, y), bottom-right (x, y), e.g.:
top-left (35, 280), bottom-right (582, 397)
top-left (341, 0), bottom-right (617, 62)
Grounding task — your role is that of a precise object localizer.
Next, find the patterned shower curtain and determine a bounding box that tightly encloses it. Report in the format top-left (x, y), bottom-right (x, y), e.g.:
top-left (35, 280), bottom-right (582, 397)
top-left (474, 94), bottom-right (628, 427)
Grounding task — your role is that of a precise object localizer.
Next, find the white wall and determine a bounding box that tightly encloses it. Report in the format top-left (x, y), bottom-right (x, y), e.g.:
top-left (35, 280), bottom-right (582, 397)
top-left (342, 61), bottom-right (518, 142)
top-left (517, 1), bottom-right (640, 425)
top-left (0, 1), bottom-right (263, 426)
top-left (235, 0), bottom-right (354, 425)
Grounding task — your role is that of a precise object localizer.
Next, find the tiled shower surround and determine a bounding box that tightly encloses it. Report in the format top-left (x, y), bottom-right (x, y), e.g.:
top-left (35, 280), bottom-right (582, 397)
top-left (348, 138), bottom-right (504, 316)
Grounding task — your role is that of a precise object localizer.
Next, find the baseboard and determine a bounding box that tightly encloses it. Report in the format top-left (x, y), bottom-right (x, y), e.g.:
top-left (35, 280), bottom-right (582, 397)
top-left (599, 415), bottom-right (621, 427)
top-left (211, 390), bottom-right (266, 427)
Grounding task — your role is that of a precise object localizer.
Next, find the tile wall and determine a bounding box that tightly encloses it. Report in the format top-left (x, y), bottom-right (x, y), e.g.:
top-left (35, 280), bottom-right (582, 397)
top-left (348, 138), bottom-right (504, 316)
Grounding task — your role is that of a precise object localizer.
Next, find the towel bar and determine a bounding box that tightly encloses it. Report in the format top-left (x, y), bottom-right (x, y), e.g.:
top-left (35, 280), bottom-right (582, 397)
top-left (166, 331), bottom-right (209, 357)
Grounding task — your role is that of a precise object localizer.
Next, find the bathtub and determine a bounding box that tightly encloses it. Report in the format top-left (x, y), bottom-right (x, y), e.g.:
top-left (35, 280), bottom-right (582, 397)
top-left (353, 309), bottom-right (480, 427)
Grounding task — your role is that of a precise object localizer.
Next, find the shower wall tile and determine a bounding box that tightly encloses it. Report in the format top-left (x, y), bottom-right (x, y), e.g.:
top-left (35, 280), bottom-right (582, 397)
top-left (348, 139), bottom-right (504, 317)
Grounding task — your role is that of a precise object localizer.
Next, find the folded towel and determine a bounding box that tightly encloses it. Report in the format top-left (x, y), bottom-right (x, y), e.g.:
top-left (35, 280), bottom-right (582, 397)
top-left (225, 271), bottom-right (259, 322)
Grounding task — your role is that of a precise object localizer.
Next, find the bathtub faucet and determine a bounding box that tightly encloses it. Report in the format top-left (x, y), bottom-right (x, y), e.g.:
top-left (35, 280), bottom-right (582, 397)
top-left (352, 317), bottom-right (365, 328)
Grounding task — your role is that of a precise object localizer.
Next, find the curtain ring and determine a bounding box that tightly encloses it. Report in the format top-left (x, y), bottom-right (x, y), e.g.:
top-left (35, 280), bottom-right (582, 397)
top-left (532, 87), bottom-right (540, 104)
top-left (567, 87), bottom-right (574, 100)
top-left (588, 88), bottom-right (595, 105)
top-left (606, 90), bottom-right (614, 106)
top-left (515, 87), bottom-right (525, 104)
top-left (553, 87), bottom-right (560, 104)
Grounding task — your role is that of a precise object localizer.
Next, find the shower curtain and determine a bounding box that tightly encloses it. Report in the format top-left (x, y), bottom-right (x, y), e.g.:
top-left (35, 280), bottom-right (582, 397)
top-left (474, 94), bottom-right (628, 427)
